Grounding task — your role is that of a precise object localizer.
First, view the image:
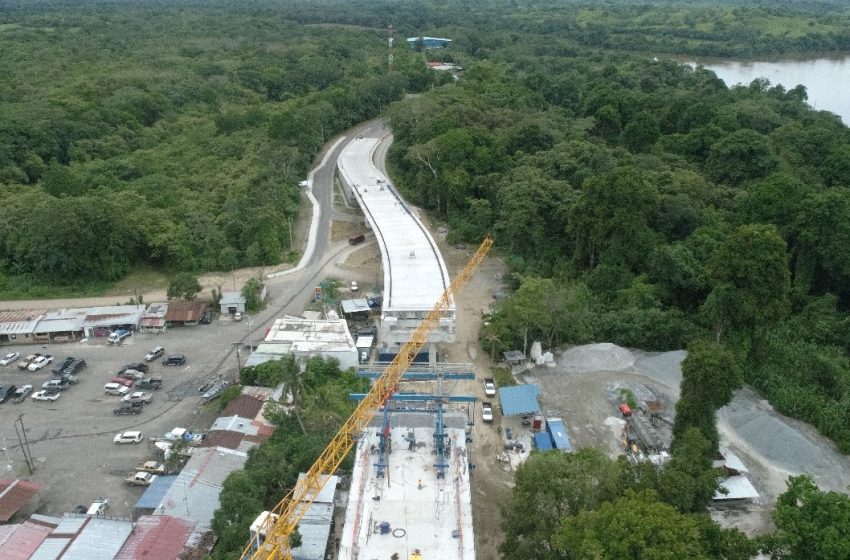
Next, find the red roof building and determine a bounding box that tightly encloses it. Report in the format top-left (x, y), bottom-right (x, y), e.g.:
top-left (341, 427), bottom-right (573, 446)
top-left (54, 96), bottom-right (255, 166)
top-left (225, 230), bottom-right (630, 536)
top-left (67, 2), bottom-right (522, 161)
top-left (114, 515), bottom-right (196, 560)
top-left (0, 480), bottom-right (42, 523)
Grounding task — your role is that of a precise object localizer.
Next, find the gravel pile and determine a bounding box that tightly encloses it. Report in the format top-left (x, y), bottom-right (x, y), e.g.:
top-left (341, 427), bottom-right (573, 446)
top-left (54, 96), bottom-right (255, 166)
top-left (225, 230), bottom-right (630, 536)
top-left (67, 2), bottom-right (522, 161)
top-left (632, 350), bottom-right (686, 392)
top-left (559, 343), bottom-right (635, 373)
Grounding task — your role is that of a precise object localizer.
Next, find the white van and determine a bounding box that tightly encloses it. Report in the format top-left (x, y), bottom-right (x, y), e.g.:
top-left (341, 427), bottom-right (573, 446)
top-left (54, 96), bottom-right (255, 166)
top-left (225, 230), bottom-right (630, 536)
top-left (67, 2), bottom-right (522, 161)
top-left (107, 329), bottom-right (131, 344)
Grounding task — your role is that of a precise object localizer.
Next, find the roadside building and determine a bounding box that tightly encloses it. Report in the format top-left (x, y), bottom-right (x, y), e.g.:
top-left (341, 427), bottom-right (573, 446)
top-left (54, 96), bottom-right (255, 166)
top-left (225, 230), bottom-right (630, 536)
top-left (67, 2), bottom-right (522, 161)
top-left (0, 311), bottom-right (43, 345)
top-left (133, 475), bottom-right (178, 517)
top-left (219, 290), bottom-right (246, 316)
top-left (114, 515), bottom-right (196, 560)
top-left (29, 516), bottom-right (133, 560)
top-left (406, 36), bottom-right (452, 49)
top-left (164, 300), bottom-right (208, 327)
top-left (81, 305), bottom-right (145, 338)
top-left (138, 303), bottom-right (168, 333)
top-left (245, 316), bottom-right (357, 370)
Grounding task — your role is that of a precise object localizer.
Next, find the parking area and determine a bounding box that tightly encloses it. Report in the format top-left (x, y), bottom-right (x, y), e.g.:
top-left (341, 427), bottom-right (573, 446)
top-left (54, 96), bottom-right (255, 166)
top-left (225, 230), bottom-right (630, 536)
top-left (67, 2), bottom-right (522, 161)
top-left (0, 317), bottom-right (249, 517)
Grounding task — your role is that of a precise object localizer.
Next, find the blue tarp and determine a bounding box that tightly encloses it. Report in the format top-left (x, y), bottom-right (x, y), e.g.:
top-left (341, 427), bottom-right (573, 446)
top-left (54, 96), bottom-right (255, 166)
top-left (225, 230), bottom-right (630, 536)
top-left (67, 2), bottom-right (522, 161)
top-left (498, 384), bottom-right (541, 416)
top-left (534, 432), bottom-right (554, 450)
top-left (134, 475), bottom-right (178, 510)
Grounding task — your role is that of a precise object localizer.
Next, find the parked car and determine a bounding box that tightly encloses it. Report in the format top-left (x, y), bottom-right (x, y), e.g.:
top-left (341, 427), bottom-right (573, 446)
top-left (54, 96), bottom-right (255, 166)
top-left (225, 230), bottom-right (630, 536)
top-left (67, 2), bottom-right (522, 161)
top-left (484, 378), bottom-right (497, 398)
top-left (163, 354), bottom-right (186, 366)
top-left (113, 402), bottom-right (144, 415)
top-left (233, 312), bottom-right (243, 322)
top-left (87, 498), bottom-right (108, 516)
top-left (121, 391), bottom-right (152, 405)
top-left (32, 390), bottom-right (61, 402)
top-left (12, 385), bottom-right (33, 403)
top-left (200, 310), bottom-right (212, 324)
top-left (60, 359), bottom-right (87, 376)
top-left (136, 377), bottom-right (163, 390)
top-left (117, 369), bottom-right (145, 380)
top-left (110, 376), bottom-right (134, 388)
top-left (52, 357), bottom-right (75, 376)
top-left (42, 379), bottom-right (70, 392)
top-left (107, 329), bottom-right (131, 344)
top-left (70, 504), bottom-right (87, 515)
top-left (144, 347), bottom-right (165, 362)
top-left (28, 354), bottom-right (54, 371)
top-left (104, 383), bottom-right (130, 396)
top-left (481, 401), bottom-right (494, 423)
top-left (120, 362), bottom-right (149, 374)
top-left (59, 373), bottom-right (79, 385)
top-left (0, 352), bottom-right (19, 366)
top-left (114, 431), bottom-right (143, 444)
top-left (0, 384), bottom-right (17, 403)
top-left (350, 280), bottom-right (359, 292)
top-left (136, 460), bottom-right (167, 475)
top-left (17, 353), bottom-right (40, 370)
top-left (125, 471), bottom-right (157, 486)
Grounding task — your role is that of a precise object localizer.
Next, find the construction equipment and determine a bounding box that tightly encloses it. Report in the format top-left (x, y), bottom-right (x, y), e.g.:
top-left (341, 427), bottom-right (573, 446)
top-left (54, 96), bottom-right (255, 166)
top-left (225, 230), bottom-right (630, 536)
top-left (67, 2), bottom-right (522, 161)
top-left (242, 236), bottom-right (493, 560)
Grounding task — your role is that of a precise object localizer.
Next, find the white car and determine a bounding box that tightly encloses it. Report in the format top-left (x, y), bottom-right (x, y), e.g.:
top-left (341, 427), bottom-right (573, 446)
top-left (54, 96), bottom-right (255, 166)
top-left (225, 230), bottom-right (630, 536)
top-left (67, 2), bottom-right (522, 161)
top-left (0, 352), bottom-right (20, 366)
top-left (27, 354), bottom-right (54, 371)
top-left (32, 390), bottom-right (61, 402)
top-left (114, 431), bottom-right (143, 444)
top-left (104, 383), bottom-right (130, 396)
top-left (122, 391), bottom-right (152, 404)
top-left (350, 280), bottom-right (359, 292)
top-left (481, 402), bottom-right (494, 423)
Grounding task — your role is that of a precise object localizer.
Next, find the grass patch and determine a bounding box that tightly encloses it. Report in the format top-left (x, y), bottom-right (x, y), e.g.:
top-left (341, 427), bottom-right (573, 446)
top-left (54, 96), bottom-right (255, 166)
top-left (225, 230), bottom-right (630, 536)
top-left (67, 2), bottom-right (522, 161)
top-left (493, 366), bottom-right (517, 388)
top-left (106, 266), bottom-right (169, 297)
top-left (0, 275), bottom-right (111, 300)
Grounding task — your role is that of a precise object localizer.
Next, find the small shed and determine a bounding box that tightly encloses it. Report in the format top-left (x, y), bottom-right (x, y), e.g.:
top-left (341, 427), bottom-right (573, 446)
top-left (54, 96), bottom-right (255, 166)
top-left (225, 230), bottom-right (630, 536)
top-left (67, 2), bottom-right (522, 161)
top-left (220, 291), bottom-right (246, 315)
top-left (340, 298), bottom-right (371, 319)
top-left (139, 304), bottom-right (168, 333)
top-left (134, 475), bottom-right (178, 516)
top-left (502, 351), bottom-right (526, 366)
top-left (165, 300), bottom-right (208, 326)
top-left (497, 384), bottom-right (540, 416)
top-left (546, 418), bottom-right (572, 452)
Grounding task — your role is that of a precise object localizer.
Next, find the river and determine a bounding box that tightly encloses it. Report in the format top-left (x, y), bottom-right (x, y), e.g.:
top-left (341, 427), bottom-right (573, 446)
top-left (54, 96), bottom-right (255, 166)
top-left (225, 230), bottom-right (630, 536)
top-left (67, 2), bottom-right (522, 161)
top-left (683, 57), bottom-right (850, 125)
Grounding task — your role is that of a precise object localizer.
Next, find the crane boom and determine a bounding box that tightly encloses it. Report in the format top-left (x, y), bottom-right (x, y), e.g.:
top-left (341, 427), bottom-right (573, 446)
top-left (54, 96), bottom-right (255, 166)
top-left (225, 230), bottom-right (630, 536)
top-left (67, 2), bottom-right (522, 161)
top-left (243, 236), bottom-right (494, 560)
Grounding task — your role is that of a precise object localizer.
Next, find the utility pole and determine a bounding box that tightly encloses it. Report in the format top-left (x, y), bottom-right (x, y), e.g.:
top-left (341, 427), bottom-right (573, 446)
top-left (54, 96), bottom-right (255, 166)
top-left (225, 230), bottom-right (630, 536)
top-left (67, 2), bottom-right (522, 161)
top-left (14, 414), bottom-right (34, 474)
top-left (232, 342), bottom-right (242, 380)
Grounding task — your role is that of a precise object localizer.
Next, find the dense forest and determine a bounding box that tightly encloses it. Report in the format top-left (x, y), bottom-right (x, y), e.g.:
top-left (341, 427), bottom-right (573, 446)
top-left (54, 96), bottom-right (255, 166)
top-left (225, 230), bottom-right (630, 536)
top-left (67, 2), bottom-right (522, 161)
top-left (0, 3), bottom-right (430, 296)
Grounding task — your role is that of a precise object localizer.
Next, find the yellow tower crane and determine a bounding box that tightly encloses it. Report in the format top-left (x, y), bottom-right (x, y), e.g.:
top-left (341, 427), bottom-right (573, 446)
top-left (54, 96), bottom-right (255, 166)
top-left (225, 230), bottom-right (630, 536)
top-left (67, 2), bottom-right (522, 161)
top-left (242, 236), bottom-right (494, 560)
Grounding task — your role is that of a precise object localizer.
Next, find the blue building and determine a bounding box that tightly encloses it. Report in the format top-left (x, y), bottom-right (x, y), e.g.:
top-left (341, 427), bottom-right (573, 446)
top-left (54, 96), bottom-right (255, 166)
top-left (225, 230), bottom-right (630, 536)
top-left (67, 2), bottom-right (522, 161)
top-left (407, 36), bottom-right (452, 49)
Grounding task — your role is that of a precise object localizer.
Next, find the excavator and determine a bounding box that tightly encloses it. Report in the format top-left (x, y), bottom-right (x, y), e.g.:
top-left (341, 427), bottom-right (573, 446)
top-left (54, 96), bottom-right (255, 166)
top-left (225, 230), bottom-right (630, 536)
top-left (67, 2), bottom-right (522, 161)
top-left (242, 236), bottom-right (493, 560)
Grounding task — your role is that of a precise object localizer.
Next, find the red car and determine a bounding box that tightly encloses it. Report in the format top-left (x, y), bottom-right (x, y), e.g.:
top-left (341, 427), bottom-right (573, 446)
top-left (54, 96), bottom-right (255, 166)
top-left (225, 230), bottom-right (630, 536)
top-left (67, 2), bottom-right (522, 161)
top-left (111, 376), bottom-right (134, 388)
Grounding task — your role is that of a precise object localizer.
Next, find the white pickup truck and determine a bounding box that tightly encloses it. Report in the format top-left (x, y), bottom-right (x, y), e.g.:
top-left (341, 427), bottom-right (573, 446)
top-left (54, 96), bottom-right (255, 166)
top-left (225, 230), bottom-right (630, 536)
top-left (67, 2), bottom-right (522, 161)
top-left (125, 471), bottom-right (158, 486)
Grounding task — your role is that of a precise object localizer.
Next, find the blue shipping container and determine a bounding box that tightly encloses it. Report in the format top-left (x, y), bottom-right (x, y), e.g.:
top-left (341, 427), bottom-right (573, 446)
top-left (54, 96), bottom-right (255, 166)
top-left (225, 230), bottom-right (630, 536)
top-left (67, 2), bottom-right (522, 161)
top-left (533, 432), bottom-right (554, 450)
top-left (546, 418), bottom-right (572, 452)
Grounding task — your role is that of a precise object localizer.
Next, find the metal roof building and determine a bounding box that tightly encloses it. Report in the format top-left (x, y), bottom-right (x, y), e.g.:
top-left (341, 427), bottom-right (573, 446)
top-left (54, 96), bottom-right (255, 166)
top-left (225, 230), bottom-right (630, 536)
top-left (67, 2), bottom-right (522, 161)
top-left (134, 475), bottom-right (178, 515)
top-left (114, 515), bottom-right (196, 560)
top-left (246, 317), bottom-right (357, 370)
top-left (291, 473), bottom-right (339, 560)
top-left (30, 516), bottom-right (133, 560)
top-left (337, 137), bottom-right (454, 353)
top-left (0, 479), bottom-right (42, 522)
top-left (0, 310), bottom-right (44, 344)
top-left (81, 305), bottom-right (145, 329)
top-left (154, 446), bottom-right (248, 539)
top-left (498, 384), bottom-right (541, 416)
top-left (0, 520), bottom-right (55, 560)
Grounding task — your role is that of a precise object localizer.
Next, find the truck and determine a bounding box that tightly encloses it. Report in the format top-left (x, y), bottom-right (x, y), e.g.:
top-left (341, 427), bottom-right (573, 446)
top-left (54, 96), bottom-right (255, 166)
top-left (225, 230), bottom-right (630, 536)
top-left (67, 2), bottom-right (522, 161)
top-left (17, 354), bottom-right (40, 370)
top-left (136, 377), bottom-right (163, 390)
top-left (113, 402), bottom-right (144, 415)
top-left (125, 471), bottom-right (158, 486)
top-left (136, 461), bottom-right (167, 475)
top-left (481, 401), bottom-right (494, 423)
top-left (107, 329), bottom-right (131, 344)
top-left (484, 378), bottom-right (497, 398)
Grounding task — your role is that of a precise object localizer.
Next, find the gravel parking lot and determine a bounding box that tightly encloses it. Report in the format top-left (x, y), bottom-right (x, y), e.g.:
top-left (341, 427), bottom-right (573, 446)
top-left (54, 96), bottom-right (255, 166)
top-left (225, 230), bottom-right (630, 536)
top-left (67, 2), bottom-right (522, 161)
top-left (0, 317), bottom-right (252, 518)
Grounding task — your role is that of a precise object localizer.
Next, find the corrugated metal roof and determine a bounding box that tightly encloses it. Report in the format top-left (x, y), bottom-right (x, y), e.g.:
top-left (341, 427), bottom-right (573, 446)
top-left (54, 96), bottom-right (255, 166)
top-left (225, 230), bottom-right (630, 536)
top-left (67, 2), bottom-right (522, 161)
top-left (534, 432), bottom-right (554, 450)
top-left (290, 475), bottom-right (338, 560)
top-left (33, 309), bottom-right (85, 334)
top-left (219, 291), bottom-right (245, 305)
top-left (0, 521), bottom-right (53, 560)
top-left (223, 394), bottom-right (265, 419)
top-left (0, 479), bottom-right (42, 522)
top-left (114, 515), bottom-right (196, 560)
top-left (30, 536), bottom-right (69, 560)
top-left (59, 517), bottom-right (133, 559)
top-left (135, 475), bottom-right (178, 510)
top-left (81, 305), bottom-right (145, 328)
top-left (211, 416), bottom-right (260, 435)
top-left (340, 299), bottom-right (370, 314)
top-left (0, 311), bottom-right (44, 335)
top-left (154, 447), bottom-right (247, 532)
top-left (498, 384), bottom-right (541, 416)
top-left (164, 300), bottom-right (207, 323)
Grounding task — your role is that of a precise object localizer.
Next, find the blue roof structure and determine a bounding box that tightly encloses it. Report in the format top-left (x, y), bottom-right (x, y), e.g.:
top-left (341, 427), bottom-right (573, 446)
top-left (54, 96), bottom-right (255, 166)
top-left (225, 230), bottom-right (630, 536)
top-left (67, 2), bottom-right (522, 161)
top-left (135, 475), bottom-right (178, 511)
top-left (533, 432), bottom-right (553, 450)
top-left (498, 384), bottom-right (541, 416)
